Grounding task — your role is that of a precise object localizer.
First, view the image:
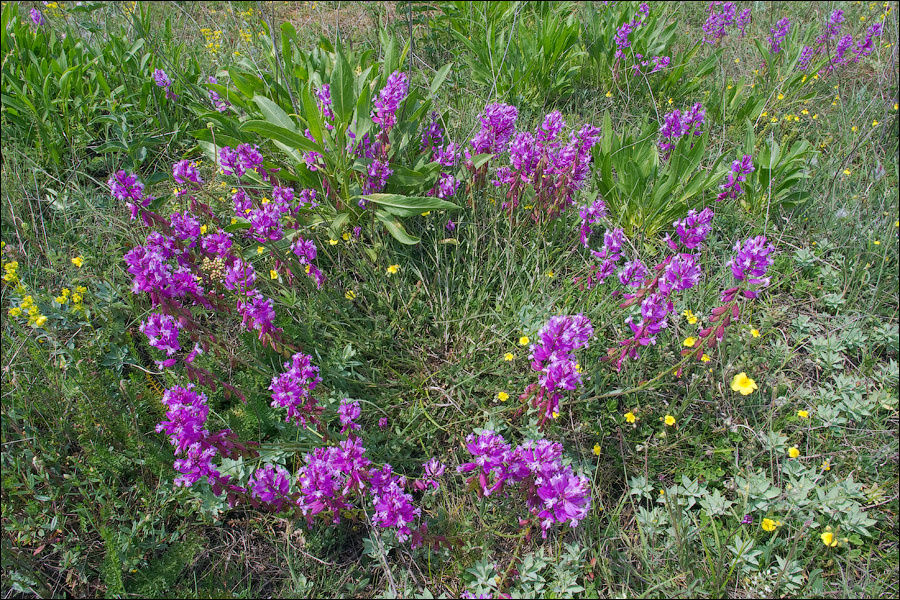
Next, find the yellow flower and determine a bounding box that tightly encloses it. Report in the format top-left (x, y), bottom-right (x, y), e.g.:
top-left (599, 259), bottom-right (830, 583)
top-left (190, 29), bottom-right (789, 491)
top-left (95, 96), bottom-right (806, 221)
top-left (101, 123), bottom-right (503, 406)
top-left (700, 354), bottom-right (711, 363)
top-left (342, 232), bottom-right (351, 241)
top-left (503, 352), bottom-right (514, 361)
top-left (797, 410), bottom-right (809, 419)
top-left (551, 411), bottom-right (559, 419)
top-left (605, 91), bottom-right (612, 98)
top-left (788, 446), bottom-right (800, 458)
top-left (777, 93), bottom-right (784, 100)
top-left (200, 225), bottom-right (208, 234)
top-left (812, 113), bottom-right (819, 119)
top-left (730, 372), bottom-right (758, 395)
top-left (386, 264), bottom-right (399, 275)
top-left (843, 169), bottom-right (851, 175)
top-left (33, 315), bottom-right (48, 328)
top-left (873, 240), bottom-right (881, 245)
top-left (821, 531), bottom-right (838, 547)
top-left (624, 411), bottom-right (637, 424)
top-left (519, 336), bottom-right (530, 346)
top-left (592, 443), bottom-right (602, 456)
top-left (761, 111), bottom-right (768, 117)
top-left (230, 218), bottom-right (237, 225)
top-left (851, 125), bottom-right (858, 132)
top-left (664, 415), bottom-right (676, 427)
top-left (8, 306), bottom-right (22, 317)
top-left (872, 120), bottom-right (879, 126)
top-left (801, 109), bottom-right (809, 115)
top-left (328, 239), bottom-right (339, 246)
top-left (683, 337), bottom-right (697, 348)
top-left (546, 270), bottom-right (555, 278)
top-left (734, 58), bottom-right (740, 64)
top-left (345, 290), bottom-right (356, 300)
top-left (270, 269), bottom-right (278, 280)
top-left (71, 256), bottom-right (84, 267)
top-left (750, 328), bottom-right (760, 338)
top-left (497, 391), bottom-right (509, 402)
top-left (684, 309), bottom-right (698, 325)
top-left (257, 246), bottom-right (265, 254)
top-left (420, 211), bottom-right (431, 216)
top-left (667, 97), bottom-right (673, 105)
top-left (822, 460), bottom-right (831, 471)
top-left (761, 518), bottom-right (779, 532)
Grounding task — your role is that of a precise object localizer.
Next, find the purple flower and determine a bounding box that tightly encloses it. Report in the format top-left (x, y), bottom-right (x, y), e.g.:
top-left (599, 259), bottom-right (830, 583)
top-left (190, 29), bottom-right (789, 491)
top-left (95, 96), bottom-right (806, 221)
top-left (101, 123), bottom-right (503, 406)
top-left (528, 315), bottom-right (593, 418)
top-left (834, 34), bottom-right (854, 66)
top-left (108, 170), bottom-right (152, 220)
top-left (372, 71), bottom-right (409, 133)
top-left (219, 144), bottom-right (263, 178)
top-left (672, 207), bottom-right (715, 249)
top-left (378, 417), bottom-right (388, 429)
top-left (736, 8), bottom-right (751, 36)
top-left (768, 18), bottom-right (791, 54)
top-left (269, 352), bottom-right (323, 426)
top-left (237, 291), bottom-right (277, 339)
top-left (156, 384), bottom-right (223, 488)
top-left (224, 259), bottom-right (256, 294)
top-left (797, 45), bottom-right (815, 71)
top-left (741, 514), bottom-right (753, 525)
top-left (471, 103), bottom-right (519, 155)
top-left (201, 232), bottom-right (233, 257)
top-left (363, 159), bottom-right (392, 195)
top-left (316, 84), bottom-right (335, 128)
top-left (728, 235), bottom-right (775, 288)
top-left (579, 198), bottom-right (608, 247)
top-left (421, 111), bottom-right (444, 153)
top-left (538, 111), bottom-right (566, 143)
top-left (338, 399), bottom-right (362, 434)
top-left (416, 457), bottom-right (446, 491)
top-left (659, 104), bottom-right (705, 156)
top-left (717, 155), bottom-right (754, 201)
top-left (207, 76), bottom-right (230, 112)
top-left (702, 1), bottom-right (736, 45)
top-left (659, 253), bottom-right (702, 294)
top-left (153, 69), bottom-right (176, 99)
top-left (140, 312), bottom-right (181, 357)
top-left (457, 430), bottom-right (512, 495)
top-left (618, 260), bottom-right (648, 288)
top-left (854, 23), bottom-right (883, 61)
top-left (169, 211), bottom-right (201, 246)
top-left (249, 464), bottom-right (292, 509)
top-left (817, 9), bottom-right (844, 46)
top-left (31, 8), bottom-right (45, 26)
top-left (296, 437), bottom-right (372, 523)
top-left (172, 160), bottom-right (203, 193)
top-left (614, 20), bottom-right (636, 58)
top-left (370, 465), bottom-right (420, 542)
top-left (248, 203), bottom-right (285, 242)
top-left (535, 471), bottom-right (591, 534)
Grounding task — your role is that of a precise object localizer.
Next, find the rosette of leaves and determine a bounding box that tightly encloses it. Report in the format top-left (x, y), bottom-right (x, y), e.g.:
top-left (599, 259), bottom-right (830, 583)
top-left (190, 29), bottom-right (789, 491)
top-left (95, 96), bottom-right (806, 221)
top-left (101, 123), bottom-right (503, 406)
top-left (192, 32), bottom-right (460, 245)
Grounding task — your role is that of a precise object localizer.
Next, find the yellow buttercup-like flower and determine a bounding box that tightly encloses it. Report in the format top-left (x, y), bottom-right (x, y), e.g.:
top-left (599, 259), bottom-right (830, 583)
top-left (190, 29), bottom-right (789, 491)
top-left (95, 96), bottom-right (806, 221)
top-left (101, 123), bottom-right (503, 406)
top-left (683, 309), bottom-right (698, 325)
top-left (386, 264), bottom-right (399, 275)
top-left (503, 352), bottom-right (514, 361)
top-left (821, 530), bottom-right (838, 547)
top-left (71, 256), bottom-right (84, 267)
top-left (519, 336), bottom-right (530, 346)
top-left (700, 354), bottom-right (711, 363)
top-left (345, 290), bottom-right (356, 300)
top-left (664, 415), bottom-right (676, 427)
top-left (788, 446), bottom-right (800, 458)
top-left (730, 372), bottom-right (758, 395)
top-left (761, 518), bottom-right (781, 532)
top-left (497, 391), bottom-right (509, 402)
top-left (750, 328), bottom-right (760, 338)
top-left (624, 412), bottom-right (637, 424)
top-left (592, 444), bottom-right (602, 456)
top-left (270, 269), bottom-right (278, 280)
top-left (798, 410), bottom-right (809, 419)
top-left (683, 337), bottom-right (697, 348)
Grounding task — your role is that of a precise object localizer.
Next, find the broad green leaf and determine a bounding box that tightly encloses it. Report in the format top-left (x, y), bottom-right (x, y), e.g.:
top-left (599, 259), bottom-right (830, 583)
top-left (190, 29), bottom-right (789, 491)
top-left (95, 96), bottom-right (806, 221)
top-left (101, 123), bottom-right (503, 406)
top-left (375, 209), bottom-right (420, 245)
top-left (429, 62), bottom-right (453, 97)
top-left (330, 53), bottom-right (354, 125)
top-left (360, 193), bottom-right (460, 211)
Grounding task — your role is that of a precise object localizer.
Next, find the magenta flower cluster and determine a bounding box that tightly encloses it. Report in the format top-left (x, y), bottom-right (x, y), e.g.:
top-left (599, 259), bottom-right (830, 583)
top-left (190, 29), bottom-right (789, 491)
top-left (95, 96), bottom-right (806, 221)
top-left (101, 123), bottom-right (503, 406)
top-left (767, 18), bottom-right (791, 54)
top-left (30, 8), bottom-right (44, 26)
top-left (140, 312), bottom-right (181, 367)
top-left (717, 155), bottom-right (754, 201)
top-left (702, 1), bottom-right (736, 44)
top-left (249, 463), bottom-right (292, 510)
top-left (725, 235), bottom-right (775, 298)
top-left (471, 103), bottom-right (519, 155)
top-left (108, 170), bottom-right (153, 222)
top-left (492, 110), bottom-right (601, 218)
top-left (153, 68), bottom-right (176, 100)
top-left (578, 197), bottom-right (608, 248)
top-left (372, 71), bottom-right (408, 134)
top-left (269, 352), bottom-right (323, 427)
top-left (613, 5), bottom-right (649, 59)
top-left (422, 116), bottom-right (460, 199)
top-left (659, 103), bottom-right (705, 157)
top-left (526, 314), bottom-right (594, 420)
top-left (458, 431), bottom-right (591, 537)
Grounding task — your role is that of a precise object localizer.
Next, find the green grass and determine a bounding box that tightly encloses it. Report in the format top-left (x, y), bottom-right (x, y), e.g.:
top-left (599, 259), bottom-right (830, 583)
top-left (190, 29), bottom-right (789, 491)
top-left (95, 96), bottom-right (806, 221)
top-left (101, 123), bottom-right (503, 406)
top-left (2, 1), bottom-right (898, 598)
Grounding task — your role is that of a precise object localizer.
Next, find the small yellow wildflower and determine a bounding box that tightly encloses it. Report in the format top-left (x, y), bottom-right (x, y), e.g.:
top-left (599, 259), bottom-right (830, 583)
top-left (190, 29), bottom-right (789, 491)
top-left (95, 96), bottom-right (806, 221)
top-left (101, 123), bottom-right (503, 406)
top-left (874, 240), bottom-right (881, 245)
top-left (592, 444), bottom-right (602, 456)
top-left (504, 352), bottom-right (514, 361)
top-left (683, 337), bottom-right (697, 348)
top-left (33, 315), bottom-right (48, 328)
top-left (328, 239), bottom-right (339, 246)
top-left (664, 415), bottom-right (676, 427)
top-left (821, 530), bottom-right (838, 547)
top-left (798, 410), bottom-right (809, 419)
top-left (71, 256), bottom-right (84, 267)
top-left (270, 269), bottom-right (278, 280)
top-left (873, 120), bottom-right (879, 126)
top-left (761, 518), bottom-right (781, 532)
top-left (345, 290), bottom-right (356, 300)
top-left (801, 109), bottom-right (809, 115)
top-left (701, 354), bottom-right (711, 362)
top-left (730, 372), bottom-right (758, 395)
top-left (605, 91), bottom-right (613, 98)
top-left (667, 98), bottom-right (673, 105)
top-left (822, 460), bottom-right (831, 471)
top-left (777, 93), bottom-right (784, 100)
top-left (497, 391), bottom-right (509, 402)
top-left (843, 169), bottom-right (851, 176)
top-left (421, 211), bottom-right (431, 216)
top-left (342, 232), bottom-right (351, 241)
top-left (761, 111), bottom-right (768, 117)
top-left (519, 336), bottom-right (530, 346)
top-left (624, 411), bottom-right (637, 424)
top-left (812, 113), bottom-right (819, 119)
top-left (8, 306), bottom-right (22, 317)
top-left (551, 411), bottom-right (559, 419)
top-left (230, 218), bottom-right (237, 225)
top-left (750, 328), bottom-right (760, 338)
top-left (734, 58), bottom-right (740, 64)
top-left (788, 446), bottom-right (801, 458)
top-left (684, 309), bottom-right (698, 325)
top-left (386, 264), bottom-right (399, 275)
top-left (546, 270), bottom-right (555, 278)
top-left (851, 125), bottom-right (858, 132)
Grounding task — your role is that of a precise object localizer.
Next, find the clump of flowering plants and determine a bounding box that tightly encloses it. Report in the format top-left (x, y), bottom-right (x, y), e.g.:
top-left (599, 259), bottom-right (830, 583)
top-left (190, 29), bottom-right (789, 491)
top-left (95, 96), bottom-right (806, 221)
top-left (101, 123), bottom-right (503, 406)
top-left (194, 35), bottom-right (464, 245)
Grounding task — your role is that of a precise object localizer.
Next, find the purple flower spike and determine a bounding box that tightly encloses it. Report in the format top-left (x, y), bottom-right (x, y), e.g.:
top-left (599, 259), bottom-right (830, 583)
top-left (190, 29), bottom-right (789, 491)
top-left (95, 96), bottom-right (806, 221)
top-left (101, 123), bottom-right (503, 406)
top-left (338, 399), bottom-right (362, 434)
top-left (728, 235), bottom-right (775, 288)
top-left (249, 464), bottom-right (292, 509)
